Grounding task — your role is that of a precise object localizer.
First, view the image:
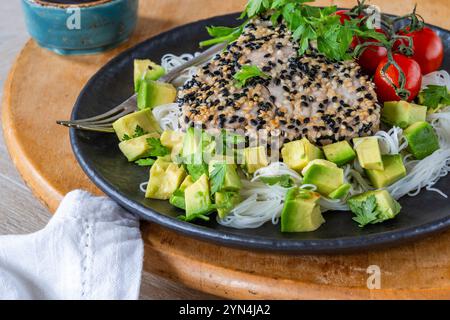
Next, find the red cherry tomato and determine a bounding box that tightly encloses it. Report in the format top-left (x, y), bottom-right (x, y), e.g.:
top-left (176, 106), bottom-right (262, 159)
top-left (357, 29), bottom-right (388, 74)
top-left (374, 54), bottom-right (422, 102)
top-left (395, 27), bottom-right (444, 75)
top-left (335, 10), bottom-right (352, 24)
top-left (335, 10), bottom-right (364, 24)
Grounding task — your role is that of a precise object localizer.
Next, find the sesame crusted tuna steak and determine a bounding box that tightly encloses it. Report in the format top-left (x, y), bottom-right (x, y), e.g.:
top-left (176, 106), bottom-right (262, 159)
top-left (178, 18), bottom-right (381, 146)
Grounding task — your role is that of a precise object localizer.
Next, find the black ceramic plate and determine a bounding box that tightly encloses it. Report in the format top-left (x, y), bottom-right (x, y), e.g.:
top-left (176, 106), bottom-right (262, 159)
top-left (70, 13), bottom-right (450, 253)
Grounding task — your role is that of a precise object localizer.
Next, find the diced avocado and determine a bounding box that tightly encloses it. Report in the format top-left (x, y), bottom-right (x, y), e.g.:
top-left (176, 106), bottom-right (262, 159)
top-left (353, 137), bottom-right (384, 170)
top-left (302, 159), bottom-right (345, 197)
top-left (404, 121), bottom-right (440, 160)
top-left (281, 188), bottom-right (324, 232)
top-left (137, 79), bottom-right (177, 110)
top-left (281, 138), bottom-right (323, 172)
top-left (208, 158), bottom-right (242, 192)
top-left (323, 141), bottom-right (356, 166)
top-left (113, 109), bottom-right (161, 141)
top-left (242, 146), bottom-right (269, 174)
top-left (382, 101), bottom-right (427, 128)
top-left (169, 175), bottom-right (194, 210)
top-left (328, 183), bottom-right (351, 200)
top-left (118, 132), bottom-right (160, 162)
top-left (181, 127), bottom-right (209, 161)
top-left (365, 155), bottom-right (406, 189)
top-left (161, 130), bottom-right (185, 160)
top-left (134, 59), bottom-right (165, 92)
top-left (184, 174), bottom-right (212, 219)
top-left (215, 191), bottom-right (241, 219)
top-left (145, 159), bottom-right (186, 200)
top-left (348, 190), bottom-right (401, 226)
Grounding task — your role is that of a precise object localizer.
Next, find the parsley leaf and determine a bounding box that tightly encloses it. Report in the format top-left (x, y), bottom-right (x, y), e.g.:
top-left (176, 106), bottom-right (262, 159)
top-left (421, 85), bottom-right (450, 110)
top-left (200, 22), bottom-right (247, 47)
top-left (234, 65), bottom-right (270, 88)
top-left (202, 0), bottom-right (388, 62)
top-left (146, 138), bottom-right (169, 157)
top-left (240, 0), bottom-right (272, 19)
top-left (186, 163), bottom-right (209, 181)
top-left (135, 158), bottom-right (156, 167)
top-left (210, 163), bottom-right (228, 194)
top-left (122, 125), bottom-right (148, 141)
top-left (348, 195), bottom-right (379, 227)
top-left (260, 175), bottom-right (294, 188)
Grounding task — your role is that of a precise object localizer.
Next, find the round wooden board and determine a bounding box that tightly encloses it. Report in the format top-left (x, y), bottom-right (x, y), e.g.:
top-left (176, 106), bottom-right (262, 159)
top-left (2, 0), bottom-right (450, 299)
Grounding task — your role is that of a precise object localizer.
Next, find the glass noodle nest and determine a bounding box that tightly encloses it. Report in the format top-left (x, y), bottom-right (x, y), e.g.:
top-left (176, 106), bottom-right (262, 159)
top-left (138, 53), bottom-right (450, 229)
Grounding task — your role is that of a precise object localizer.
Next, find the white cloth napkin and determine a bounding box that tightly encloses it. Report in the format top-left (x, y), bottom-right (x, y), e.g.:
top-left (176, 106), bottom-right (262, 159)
top-left (0, 190), bottom-right (143, 300)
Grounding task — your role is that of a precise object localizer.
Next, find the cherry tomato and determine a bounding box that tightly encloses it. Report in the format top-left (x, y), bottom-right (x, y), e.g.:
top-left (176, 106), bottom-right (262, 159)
top-left (335, 10), bottom-right (364, 24)
top-left (335, 10), bottom-right (352, 24)
top-left (356, 29), bottom-right (388, 74)
top-left (395, 27), bottom-right (444, 75)
top-left (374, 54), bottom-right (422, 102)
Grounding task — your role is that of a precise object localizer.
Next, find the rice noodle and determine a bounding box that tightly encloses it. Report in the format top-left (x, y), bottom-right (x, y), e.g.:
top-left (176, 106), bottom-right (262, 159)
top-left (375, 126), bottom-right (408, 155)
top-left (422, 70), bottom-right (450, 90)
top-left (152, 103), bottom-right (181, 131)
top-left (161, 52), bottom-right (200, 87)
top-left (217, 180), bottom-right (287, 228)
top-left (251, 162), bottom-right (302, 184)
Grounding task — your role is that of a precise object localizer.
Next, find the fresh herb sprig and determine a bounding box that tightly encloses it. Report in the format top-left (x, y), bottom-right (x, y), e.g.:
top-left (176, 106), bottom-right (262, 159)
top-left (200, 23), bottom-right (247, 47)
top-left (201, 0), bottom-right (387, 61)
top-left (234, 65), bottom-right (270, 88)
top-left (146, 138), bottom-right (170, 157)
top-left (348, 195), bottom-right (380, 227)
top-left (420, 85), bottom-right (450, 111)
top-left (210, 163), bottom-right (228, 194)
top-left (122, 125), bottom-right (147, 141)
top-left (135, 158), bottom-right (156, 167)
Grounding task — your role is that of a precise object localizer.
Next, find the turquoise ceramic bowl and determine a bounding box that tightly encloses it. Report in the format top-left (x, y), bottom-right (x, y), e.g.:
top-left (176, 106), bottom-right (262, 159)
top-left (21, 0), bottom-right (139, 55)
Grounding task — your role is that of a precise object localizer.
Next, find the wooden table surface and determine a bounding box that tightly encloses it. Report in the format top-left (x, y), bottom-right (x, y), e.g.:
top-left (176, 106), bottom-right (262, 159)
top-left (1, 0), bottom-right (449, 300)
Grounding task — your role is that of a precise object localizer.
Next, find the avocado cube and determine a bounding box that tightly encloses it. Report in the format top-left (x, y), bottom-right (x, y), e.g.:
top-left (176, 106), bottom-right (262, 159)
top-left (382, 101), bottom-right (427, 128)
top-left (404, 121), bottom-right (440, 160)
top-left (208, 158), bottom-right (242, 192)
top-left (365, 155), bottom-right (406, 189)
top-left (118, 132), bottom-right (160, 162)
top-left (328, 183), bottom-right (351, 200)
top-left (113, 109), bottom-right (161, 142)
top-left (134, 59), bottom-right (166, 92)
top-left (353, 137), bottom-right (384, 170)
top-left (281, 188), bottom-right (324, 232)
top-left (302, 160), bottom-right (345, 197)
top-left (348, 190), bottom-right (401, 224)
top-left (169, 175), bottom-right (195, 210)
top-left (281, 138), bottom-right (323, 172)
top-left (215, 191), bottom-right (241, 219)
top-left (242, 146), bottom-right (269, 174)
top-left (323, 141), bottom-right (356, 166)
top-left (181, 127), bottom-right (211, 162)
top-left (161, 130), bottom-right (185, 160)
top-left (184, 174), bottom-right (212, 218)
top-left (145, 159), bottom-right (186, 200)
top-left (137, 79), bottom-right (177, 110)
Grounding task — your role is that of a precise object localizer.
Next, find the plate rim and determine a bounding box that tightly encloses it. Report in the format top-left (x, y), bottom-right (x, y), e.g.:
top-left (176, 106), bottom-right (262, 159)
top-left (70, 12), bottom-right (450, 253)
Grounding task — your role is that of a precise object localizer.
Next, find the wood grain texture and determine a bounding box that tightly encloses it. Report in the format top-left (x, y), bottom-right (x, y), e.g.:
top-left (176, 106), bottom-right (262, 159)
top-left (1, 0), bottom-right (450, 299)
